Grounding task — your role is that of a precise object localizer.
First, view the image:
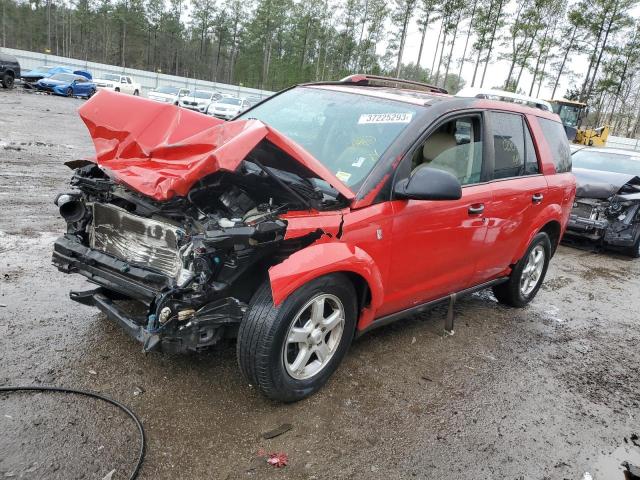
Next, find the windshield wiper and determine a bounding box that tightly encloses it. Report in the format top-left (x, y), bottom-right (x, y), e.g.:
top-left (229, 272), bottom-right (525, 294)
top-left (250, 158), bottom-right (314, 210)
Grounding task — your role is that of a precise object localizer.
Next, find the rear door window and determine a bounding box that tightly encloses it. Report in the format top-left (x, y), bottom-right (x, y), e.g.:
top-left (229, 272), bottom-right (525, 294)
top-left (538, 118), bottom-right (572, 173)
top-left (489, 112), bottom-right (526, 179)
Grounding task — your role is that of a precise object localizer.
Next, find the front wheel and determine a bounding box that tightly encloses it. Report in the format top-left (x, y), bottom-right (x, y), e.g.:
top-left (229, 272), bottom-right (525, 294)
top-left (492, 232), bottom-right (551, 307)
top-left (133, 89), bottom-right (139, 96)
top-left (1, 73), bottom-right (14, 88)
top-left (627, 234), bottom-right (640, 258)
top-left (66, 87), bottom-right (73, 97)
top-left (237, 274), bottom-right (357, 402)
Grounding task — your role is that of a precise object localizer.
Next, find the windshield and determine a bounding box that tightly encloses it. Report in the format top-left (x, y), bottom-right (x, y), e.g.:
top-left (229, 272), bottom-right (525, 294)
top-left (156, 86), bottom-right (180, 94)
top-left (573, 149), bottom-right (640, 175)
top-left (50, 73), bottom-right (76, 82)
top-left (237, 87), bottom-right (418, 187)
top-left (220, 97), bottom-right (242, 105)
top-left (193, 91), bottom-right (213, 99)
top-left (553, 104), bottom-right (581, 128)
top-left (103, 74), bottom-right (120, 81)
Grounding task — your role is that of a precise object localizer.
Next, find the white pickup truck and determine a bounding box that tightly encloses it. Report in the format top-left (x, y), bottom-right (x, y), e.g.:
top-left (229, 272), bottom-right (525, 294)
top-left (93, 74), bottom-right (141, 95)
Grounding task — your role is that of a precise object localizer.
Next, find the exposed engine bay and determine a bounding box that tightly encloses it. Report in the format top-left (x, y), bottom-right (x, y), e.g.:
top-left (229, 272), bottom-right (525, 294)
top-left (53, 150), bottom-right (346, 353)
top-left (566, 169), bottom-right (640, 254)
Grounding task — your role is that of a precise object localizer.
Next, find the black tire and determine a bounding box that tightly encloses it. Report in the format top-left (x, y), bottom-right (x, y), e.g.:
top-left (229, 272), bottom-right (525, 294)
top-left (492, 232), bottom-right (552, 308)
top-left (114, 87), bottom-right (120, 93)
top-left (133, 89), bottom-right (139, 96)
top-left (1, 72), bottom-right (14, 89)
top-left (627, 233), bottom-right (640, 258)
top-left (88, 87), bottom-right (96, 98)
top-left (237, 273), bottom-right (357, 402)
top-left (66, 87), bottom-right (73, 97)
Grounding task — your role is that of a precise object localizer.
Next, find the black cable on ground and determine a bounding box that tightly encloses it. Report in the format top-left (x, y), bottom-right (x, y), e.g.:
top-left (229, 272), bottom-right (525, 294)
top-left (0, 385), bottom-right (146, 480)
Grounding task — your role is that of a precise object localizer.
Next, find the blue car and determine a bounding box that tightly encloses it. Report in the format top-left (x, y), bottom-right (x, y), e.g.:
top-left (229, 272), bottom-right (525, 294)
top-left (35, 73), bottom-right (97, 98)
top-left (21, 65), bottom-right (73, 83)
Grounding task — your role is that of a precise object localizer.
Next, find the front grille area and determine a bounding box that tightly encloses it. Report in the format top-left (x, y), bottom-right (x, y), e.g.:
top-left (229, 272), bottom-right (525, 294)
top-left (572, 201), bottom-right (597, 219)
top-left (89, 203), bottom-right (184, 278)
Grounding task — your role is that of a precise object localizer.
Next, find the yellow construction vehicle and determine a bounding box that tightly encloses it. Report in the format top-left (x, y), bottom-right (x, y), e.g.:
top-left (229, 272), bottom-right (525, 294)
top-left (547, 98), bottom-right (610, 146)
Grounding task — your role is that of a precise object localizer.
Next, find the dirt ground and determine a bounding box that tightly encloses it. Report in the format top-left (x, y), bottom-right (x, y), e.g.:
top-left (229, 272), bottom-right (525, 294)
top-left (1, 88), bottom-right (639, 480)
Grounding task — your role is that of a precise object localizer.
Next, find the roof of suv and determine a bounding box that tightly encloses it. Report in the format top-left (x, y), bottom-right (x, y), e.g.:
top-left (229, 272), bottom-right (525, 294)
top-left (307, 84), bottom-right (560, 122)
top-left (300, 74), bottom-right (561, 122)
top-left (310, 84), bottom-right (448, 106)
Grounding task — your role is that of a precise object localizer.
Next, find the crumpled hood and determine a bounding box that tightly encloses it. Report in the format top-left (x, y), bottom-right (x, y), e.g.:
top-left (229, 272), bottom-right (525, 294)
top-left (78, 90), bottom-right (354, 201)
top-left (573, 168), bottom-right (640, 199)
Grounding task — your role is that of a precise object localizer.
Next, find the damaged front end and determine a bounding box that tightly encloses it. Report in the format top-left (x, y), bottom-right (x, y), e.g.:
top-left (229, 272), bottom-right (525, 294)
top-left (566, 168), bottom-right (640, 252)
top-left (53, 91), bottom-right (351, 353)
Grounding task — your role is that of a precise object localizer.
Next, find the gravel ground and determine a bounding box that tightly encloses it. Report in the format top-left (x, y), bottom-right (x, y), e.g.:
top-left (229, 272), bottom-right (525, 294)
top-left (1, 88), bottom-right (639, 480)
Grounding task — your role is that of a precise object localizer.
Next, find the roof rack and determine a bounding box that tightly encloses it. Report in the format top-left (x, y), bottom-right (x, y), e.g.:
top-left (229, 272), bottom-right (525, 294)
top-left (455, 87), bottom-right (553, 112)
top-left (339, 74), bottom-right (449, 94)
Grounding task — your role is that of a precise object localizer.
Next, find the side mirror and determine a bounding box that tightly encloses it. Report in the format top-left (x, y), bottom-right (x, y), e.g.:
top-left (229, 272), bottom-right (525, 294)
top-left (394, 166), bottom-right (462, 201)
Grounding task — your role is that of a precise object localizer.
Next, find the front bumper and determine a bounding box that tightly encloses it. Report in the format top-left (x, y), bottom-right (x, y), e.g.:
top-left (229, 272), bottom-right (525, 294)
top-left (210, 111), bottom-right (236, 120)
top-left (53, 235), bottom-right (246, 353)
top-left (181, 104), bottom-right (207, 112)
top-left (566, 215), bottom-right (638, 247)
top-left (566, 215), bottom-right (608, 240)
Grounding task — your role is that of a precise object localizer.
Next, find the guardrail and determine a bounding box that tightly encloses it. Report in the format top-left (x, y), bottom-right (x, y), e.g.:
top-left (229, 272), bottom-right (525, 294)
top-left (1, 46), bottom-right (274, 100)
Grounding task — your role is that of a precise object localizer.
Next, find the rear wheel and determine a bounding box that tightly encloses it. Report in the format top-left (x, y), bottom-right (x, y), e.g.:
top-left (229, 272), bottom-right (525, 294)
top-left (1, 73), bottom-right (14, 88)
top-left (133, 89), bottom-right (139, 96)
top-left (66, 87), bottom-right (73, 97)
top-left (114, 87), bottom-right (120, 93)
top-left (237, 274), bottom-right (357, 402)
top-left (492, 232), bottom-right (551, 307)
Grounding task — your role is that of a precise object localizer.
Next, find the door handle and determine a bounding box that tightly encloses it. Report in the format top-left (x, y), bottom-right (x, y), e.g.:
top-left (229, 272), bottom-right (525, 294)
top-left (532, 193), bottom-right (544, 203)
top-left (468, 204), bottom-right (485, 215)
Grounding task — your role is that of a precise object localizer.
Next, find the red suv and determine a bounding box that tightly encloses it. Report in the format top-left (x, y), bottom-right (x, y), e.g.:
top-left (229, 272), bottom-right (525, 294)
top-left (53, 76), bottom-right (576, 401)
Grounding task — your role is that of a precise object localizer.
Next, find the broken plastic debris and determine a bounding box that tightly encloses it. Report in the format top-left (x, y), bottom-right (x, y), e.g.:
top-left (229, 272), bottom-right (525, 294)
top-left (258, 449), bottom-right (288, 468)
top-left (266, 452), bottom-right (288, 468)
top-left (581, 473), bottom-right (593, 480)
top-left (133, 386), bottom-right (145, 396)
top-left (88, 369), bottom-right (97, 375)
top-left (101, 469), bottom-right (116, 480)
top-left (261, 423), bottom-right (292, 439)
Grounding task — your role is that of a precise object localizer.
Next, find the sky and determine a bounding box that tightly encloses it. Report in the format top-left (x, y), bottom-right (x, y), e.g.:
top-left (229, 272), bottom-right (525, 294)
top-left (396, 12), bottom-right (584, 99)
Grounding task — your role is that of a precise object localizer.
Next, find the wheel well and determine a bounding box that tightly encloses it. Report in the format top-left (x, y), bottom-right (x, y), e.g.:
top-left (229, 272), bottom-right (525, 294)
top-left (539, 220), bottom-right (561, 256)
top-left (341, 271), bottom-right (372, 316)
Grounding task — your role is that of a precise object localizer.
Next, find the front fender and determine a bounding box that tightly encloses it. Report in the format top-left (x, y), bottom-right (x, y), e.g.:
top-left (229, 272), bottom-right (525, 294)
top-left (268, 241), bottom-right (384, 319)
top-left (512, 203), bottom-right (563, 263)
top-left (52, 85), bottom-right (68, 96)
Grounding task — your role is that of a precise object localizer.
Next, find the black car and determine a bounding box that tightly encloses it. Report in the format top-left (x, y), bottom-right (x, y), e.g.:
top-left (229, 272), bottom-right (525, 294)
top-left (0, 53), bottom-right (20, 88)
top-left (566, 146), bottom-right (640, 257)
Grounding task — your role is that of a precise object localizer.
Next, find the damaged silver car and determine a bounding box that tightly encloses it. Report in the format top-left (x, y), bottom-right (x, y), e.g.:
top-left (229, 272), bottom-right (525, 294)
top-left (566, 147), bottom-right (640, 257)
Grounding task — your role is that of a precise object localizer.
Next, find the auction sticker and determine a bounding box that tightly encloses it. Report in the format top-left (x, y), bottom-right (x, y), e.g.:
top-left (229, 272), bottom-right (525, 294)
top-left (358, 113), bottom-right (413, 124)
top-left (335, 171), bottom-right (352, 182)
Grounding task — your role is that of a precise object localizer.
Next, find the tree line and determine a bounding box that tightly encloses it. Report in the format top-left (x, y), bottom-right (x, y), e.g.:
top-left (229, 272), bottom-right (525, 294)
top-left (1, 0), bottom-right (640, 135)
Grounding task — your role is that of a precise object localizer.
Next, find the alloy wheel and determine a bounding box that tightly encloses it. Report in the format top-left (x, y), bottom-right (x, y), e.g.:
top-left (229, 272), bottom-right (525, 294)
top-left (520, 245), bottom-right (545, 296)
top-left (283, 294), bottom-right (345, 380)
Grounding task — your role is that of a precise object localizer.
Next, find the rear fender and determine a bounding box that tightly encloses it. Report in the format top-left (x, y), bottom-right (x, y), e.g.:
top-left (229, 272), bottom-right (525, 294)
top-left (512, 203), bottom-right (563, 263)
top-left (268, 241), bottom-right (384, 327)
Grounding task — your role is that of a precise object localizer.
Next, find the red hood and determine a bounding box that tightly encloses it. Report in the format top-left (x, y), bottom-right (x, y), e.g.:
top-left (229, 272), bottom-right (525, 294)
top-left (78, 90), bottom-right (355, 201)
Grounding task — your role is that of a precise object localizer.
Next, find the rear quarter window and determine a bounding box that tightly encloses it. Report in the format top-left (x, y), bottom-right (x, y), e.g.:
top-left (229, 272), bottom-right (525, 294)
top-left (538, 118), bottom-right (572, 173)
